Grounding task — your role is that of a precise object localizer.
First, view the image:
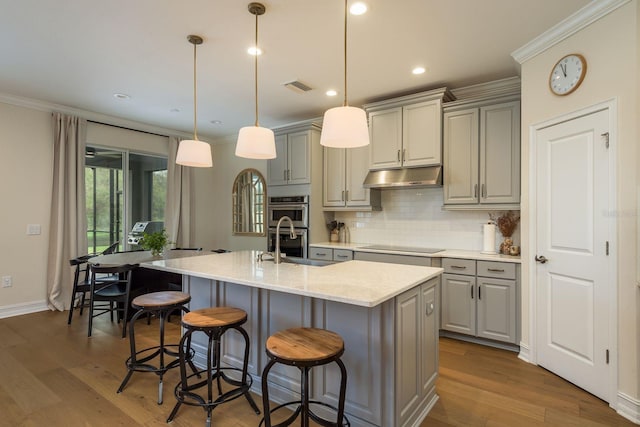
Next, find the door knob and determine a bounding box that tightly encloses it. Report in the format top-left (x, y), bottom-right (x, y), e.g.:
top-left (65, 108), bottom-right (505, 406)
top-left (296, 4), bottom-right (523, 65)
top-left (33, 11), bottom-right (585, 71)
top-left (535, 255), bottom-right (548, 264)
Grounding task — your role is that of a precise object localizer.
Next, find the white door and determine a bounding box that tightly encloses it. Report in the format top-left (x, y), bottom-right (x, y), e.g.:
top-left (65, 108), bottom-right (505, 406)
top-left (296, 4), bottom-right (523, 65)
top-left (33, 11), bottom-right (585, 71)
top-left (535, 108), bottom-right (611, 401)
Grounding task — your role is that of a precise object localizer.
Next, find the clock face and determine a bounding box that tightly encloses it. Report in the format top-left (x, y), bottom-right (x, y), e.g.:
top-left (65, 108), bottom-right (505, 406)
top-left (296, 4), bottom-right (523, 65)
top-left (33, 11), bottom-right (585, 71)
top-left (549, 54), bottom-right (586, 96)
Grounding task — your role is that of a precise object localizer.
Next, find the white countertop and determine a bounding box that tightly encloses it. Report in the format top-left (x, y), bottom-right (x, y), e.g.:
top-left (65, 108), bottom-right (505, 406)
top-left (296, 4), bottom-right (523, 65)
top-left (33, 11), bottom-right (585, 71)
top-left (142, 250), bottom-right (442, 308)
top-left (310, 242), bottom-right (522, 263)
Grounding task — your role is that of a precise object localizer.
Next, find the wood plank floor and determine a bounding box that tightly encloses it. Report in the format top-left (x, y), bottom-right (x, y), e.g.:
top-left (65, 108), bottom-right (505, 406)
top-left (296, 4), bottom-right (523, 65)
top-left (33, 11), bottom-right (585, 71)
top-left (0, 310), bottom-right (634, 426)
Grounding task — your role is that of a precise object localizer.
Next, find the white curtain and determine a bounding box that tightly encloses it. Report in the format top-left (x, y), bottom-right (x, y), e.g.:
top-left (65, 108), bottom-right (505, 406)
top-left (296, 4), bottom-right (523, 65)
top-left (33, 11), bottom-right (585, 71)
top-left (165, 137), bottom-right (193, 247)
top-left (46, 113), bottom-right (88, 311)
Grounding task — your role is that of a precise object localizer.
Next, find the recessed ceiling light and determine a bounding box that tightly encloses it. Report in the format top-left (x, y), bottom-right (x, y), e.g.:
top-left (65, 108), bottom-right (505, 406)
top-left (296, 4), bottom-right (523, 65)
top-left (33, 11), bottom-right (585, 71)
top-left (247, 46), bottom-right (262, 56)
top-left (210, 120), bottom-right (223, 125)
top-left (326, 89), bottom-right (338, 97)
top-left (113, 93), bottom-right (131, 100)
top-left (350, 2), bottom-right (367, 15)
top-left (412, 67), bottom-right (426, 75)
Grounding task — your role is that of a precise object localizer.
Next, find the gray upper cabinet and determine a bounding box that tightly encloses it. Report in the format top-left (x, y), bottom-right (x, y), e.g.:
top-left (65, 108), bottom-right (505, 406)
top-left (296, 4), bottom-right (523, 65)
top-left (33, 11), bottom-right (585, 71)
top-left (364, 88), bottom-right (454, 171)
top-left (268, 125), bottom-right (319, 186)
top-left (323, 144), bottom-right (381, 210)
top-left (443, 99), bottom-right (521, 209)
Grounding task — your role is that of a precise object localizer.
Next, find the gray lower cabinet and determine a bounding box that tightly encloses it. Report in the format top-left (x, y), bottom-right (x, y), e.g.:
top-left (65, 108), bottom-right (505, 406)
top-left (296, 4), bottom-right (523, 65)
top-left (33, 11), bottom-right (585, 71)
top-left (308, 246), bottom-right (354, 262)
top-left (441, 258), bottom-right (518, 344)
top-left (183, 274), bottom-right (440, 427)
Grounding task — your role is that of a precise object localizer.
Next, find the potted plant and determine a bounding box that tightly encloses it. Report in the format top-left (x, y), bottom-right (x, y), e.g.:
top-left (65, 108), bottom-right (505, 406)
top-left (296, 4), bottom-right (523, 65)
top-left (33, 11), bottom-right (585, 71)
top-left (490, 211), bottom-right (520, 255)
top-left (140, 229), bottom-right (171, 257)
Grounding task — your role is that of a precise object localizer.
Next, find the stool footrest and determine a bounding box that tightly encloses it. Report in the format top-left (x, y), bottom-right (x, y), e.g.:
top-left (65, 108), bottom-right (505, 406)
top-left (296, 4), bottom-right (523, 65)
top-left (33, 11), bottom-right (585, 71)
top-left (260, 400), bottom-right (350, 427)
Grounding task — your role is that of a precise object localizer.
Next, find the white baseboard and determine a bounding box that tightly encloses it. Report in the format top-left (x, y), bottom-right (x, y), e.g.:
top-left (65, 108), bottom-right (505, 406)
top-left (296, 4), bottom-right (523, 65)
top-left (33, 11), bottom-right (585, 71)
top-left (0, 300), bottom-right (49, 319)
top-left (518, 342), bottom-right (532, 363)
top-left (616, 391), bottom-right (640, 424)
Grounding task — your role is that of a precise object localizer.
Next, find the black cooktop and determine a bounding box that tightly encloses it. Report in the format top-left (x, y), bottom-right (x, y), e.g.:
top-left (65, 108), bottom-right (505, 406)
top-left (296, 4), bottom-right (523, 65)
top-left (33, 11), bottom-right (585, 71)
top-left (358, 245), bottom-right (444, 254)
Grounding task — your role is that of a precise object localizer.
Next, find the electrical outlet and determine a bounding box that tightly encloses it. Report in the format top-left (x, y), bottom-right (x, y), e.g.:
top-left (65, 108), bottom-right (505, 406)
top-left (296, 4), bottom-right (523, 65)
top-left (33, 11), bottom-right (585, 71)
top-left (27, 224), bottom-right (41, 235)
top-left (2, 276), bottom-right (12, 288)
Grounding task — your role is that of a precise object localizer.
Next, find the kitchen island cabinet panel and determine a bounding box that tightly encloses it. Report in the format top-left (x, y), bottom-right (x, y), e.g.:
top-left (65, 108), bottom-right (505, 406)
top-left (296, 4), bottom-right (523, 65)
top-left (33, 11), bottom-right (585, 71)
top-left (312, 300), bottom-right (384, 425)
top-left (218, 282), bottom-right (261, 377)
top-left (259, 289), bottom-right (313, 396)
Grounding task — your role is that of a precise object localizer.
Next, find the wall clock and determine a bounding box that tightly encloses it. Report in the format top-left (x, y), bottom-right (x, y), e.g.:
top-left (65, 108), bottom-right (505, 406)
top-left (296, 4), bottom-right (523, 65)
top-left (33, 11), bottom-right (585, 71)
top-left (549, 53), bottom-right (587, 96)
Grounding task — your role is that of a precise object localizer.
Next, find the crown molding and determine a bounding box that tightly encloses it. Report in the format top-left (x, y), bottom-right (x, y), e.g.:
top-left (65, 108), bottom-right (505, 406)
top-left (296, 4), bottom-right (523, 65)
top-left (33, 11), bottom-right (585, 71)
top-left (511, 0), bottom-right (631, 64)
top-left (0, 91), bottom-right (194, 140)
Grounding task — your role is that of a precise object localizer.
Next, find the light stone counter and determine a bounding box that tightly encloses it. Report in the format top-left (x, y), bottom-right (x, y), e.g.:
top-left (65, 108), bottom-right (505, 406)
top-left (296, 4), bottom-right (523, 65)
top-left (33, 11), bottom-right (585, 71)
top-left (142, 250), bottom-right (442, 307)
top-left (311, 241), bottom-right (521, 263)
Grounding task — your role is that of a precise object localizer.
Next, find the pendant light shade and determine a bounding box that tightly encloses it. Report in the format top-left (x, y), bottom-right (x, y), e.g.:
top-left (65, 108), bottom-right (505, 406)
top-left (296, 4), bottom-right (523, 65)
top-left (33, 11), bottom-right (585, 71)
top-left (320, 105), bottom-right (369, 148)
top-left (320, 0), bottom-right (370, 148)
top-left (177, 35), bottom-right (213, 168)
top-left (235, 2), bottom-right (276, 159)
top-left (176, 139), bottom-right (213, 167)
top-left (236, 126), bottom-right (276, 158)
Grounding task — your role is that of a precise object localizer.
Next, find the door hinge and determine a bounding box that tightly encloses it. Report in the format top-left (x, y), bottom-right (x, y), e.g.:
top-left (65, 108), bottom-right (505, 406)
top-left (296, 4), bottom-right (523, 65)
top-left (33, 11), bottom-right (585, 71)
top-left (606, 349), bottom-right (609, 364)
top-left (606, 241), bottom-right (609, 256)
top-left (602, 132), bottom-right (610, 149)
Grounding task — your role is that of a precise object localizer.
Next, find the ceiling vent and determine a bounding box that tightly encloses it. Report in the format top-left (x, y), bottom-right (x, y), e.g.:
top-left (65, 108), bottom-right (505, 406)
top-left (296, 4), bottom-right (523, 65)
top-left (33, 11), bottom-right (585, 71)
top-left (283, 80), bottom-right (313, 93)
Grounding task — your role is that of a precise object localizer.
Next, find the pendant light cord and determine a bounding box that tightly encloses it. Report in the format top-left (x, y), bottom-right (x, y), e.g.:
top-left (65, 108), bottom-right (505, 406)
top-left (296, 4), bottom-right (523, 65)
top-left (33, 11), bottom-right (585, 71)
top-left (343, 0), bottom-right (348, 107)
top-left (254, 11), bottom-right (260, 127)
top-left (192, 41), bottom-right (199, 140)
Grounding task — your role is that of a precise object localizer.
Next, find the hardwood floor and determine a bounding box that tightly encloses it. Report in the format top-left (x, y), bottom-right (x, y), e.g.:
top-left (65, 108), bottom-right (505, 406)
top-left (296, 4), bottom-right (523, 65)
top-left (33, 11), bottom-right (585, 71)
top-left (0, 310), bottom-right (634, 427)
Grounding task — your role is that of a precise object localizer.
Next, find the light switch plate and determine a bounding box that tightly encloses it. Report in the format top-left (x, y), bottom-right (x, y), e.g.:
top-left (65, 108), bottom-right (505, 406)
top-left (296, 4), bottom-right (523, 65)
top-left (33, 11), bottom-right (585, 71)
top-left (27, 224), bottom-right (41, 235)
top-left (2, 276), bottom-right (12, 288)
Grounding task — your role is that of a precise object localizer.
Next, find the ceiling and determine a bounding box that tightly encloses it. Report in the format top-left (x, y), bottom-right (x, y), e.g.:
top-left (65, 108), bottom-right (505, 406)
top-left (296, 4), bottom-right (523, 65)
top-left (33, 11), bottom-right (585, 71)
top-left (0, 0), bottom-right (591, 140)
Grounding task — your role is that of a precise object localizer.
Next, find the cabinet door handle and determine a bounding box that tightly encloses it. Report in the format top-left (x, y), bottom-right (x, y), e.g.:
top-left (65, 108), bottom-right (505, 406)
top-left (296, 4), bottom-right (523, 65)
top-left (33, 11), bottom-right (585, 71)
top-left (397, 149), bottom-right (401, 162)
top-left (345, 190), bottom-right (349, 201)
top-left (474, 184), bottom-right (478, 198)
top-left (451, 265), bottom-right (466, 270)
top-left (425, 301), bottom-right (434, 316)
top-left (478, 285), bottom-right (482, 300)
top-left (341, 190), bottom-right (345, 201)
top-left (336, 255), bottom-right (348, 259)
top-left (402, 148), bottom-right (406, 163)
top-left (482, 183), bottom-right (486, 198)
top-left (315, 252), bottom-right (327, 257)
top-left (487, 268), bottom-right (505, 273)
top-left (471, 286), bottom-right (474, 299)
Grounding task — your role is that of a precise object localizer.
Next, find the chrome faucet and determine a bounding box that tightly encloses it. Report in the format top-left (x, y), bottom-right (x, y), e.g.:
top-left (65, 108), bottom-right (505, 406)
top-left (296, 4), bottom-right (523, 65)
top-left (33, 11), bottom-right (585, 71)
top-left (274, 215), bottom-right (297, 264)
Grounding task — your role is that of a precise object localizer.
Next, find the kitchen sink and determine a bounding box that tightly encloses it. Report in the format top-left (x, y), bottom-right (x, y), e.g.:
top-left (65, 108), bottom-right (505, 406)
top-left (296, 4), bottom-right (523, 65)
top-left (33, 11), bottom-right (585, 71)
top-left (281, 256), bottom-right (335, 267)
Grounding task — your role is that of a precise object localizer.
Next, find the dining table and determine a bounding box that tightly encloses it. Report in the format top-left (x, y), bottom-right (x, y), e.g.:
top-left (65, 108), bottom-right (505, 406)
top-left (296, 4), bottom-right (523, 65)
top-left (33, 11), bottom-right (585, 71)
top-left (88, 249), bottom-right (209, 318)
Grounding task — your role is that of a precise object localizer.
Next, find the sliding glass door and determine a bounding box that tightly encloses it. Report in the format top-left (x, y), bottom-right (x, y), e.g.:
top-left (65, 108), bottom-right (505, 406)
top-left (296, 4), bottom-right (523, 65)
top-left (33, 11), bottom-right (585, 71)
top-left (85, 146), bottom-right (167, 254)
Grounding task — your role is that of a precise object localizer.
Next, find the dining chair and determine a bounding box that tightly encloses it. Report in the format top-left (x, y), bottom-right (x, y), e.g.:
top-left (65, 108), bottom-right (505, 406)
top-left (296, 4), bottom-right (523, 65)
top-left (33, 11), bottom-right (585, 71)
top-left (87, 263), bottom-right (138, 338)
top-left (67, 255), bottom-right (94, 325)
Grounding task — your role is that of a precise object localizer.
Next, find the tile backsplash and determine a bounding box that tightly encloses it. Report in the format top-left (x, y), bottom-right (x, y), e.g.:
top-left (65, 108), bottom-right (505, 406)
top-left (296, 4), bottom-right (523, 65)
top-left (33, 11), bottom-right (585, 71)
top-left (332, 187), bottom-right (520, 251)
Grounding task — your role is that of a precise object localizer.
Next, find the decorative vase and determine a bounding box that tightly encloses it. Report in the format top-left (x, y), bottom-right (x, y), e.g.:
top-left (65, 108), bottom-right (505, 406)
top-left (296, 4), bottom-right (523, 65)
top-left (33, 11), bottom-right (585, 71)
top-left (499, 237), bottom-right (513, 255)
top-left (151, 248), bottom-right (164, 257)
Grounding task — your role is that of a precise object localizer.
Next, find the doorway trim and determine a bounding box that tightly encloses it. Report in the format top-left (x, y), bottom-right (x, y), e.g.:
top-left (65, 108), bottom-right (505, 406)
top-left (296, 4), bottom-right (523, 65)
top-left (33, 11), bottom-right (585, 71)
top-left (526, 99), bottom-right (618, 405)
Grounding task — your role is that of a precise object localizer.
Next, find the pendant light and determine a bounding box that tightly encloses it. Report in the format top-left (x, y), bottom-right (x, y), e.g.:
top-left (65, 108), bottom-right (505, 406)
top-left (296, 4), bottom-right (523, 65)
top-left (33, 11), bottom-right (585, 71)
top-left (235, 2), bottom-right (276, 159)
top-left (176, 35), bottom-right (213, 167)
top-left (320, 0), bottom-right (370, 148)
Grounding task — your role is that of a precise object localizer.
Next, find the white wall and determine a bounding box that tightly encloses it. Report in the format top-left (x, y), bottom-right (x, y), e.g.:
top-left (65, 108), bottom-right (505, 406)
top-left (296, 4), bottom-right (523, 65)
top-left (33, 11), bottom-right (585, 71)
top-left (0, 103), bottom-right (52, 314)
top-left (192, 137), bottom-right (269, 252)
top-left (519, 1), bottom-right (639, 401)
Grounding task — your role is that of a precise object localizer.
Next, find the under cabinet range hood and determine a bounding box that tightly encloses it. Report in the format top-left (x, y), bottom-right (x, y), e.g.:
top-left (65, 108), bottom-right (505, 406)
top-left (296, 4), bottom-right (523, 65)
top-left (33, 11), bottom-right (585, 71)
top-left (363, 166), bottom-right (442, 189)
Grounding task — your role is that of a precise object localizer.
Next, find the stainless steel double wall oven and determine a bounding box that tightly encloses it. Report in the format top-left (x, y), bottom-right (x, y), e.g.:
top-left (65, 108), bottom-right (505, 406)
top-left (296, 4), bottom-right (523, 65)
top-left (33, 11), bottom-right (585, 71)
top-left (267, 195), bottom-right (308, 258)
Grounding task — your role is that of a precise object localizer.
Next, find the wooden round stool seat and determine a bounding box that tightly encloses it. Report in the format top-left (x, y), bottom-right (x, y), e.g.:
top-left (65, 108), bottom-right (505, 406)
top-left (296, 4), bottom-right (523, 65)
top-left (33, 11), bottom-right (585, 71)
top-left (266, 327), bottom-right (344, 366)
top-left (261, 328), bottom-right (349, 427)
top-left (132, 291), bottom-right (191, 309)
top-left (182, 306), bottom-right (247, 329)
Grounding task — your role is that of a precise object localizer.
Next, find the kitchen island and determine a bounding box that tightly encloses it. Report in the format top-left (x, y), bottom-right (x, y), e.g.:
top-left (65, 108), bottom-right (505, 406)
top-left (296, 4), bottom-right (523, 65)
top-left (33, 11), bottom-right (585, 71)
top-left (142, 250), bottom-right (442, 427)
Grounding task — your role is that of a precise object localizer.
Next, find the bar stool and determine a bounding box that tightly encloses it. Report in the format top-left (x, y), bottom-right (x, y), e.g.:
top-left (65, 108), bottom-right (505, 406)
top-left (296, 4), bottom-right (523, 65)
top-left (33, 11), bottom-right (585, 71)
top-left (167, 306), bottom-right (260, 426)
top-left (260, 327), bottom-right (349, 427)
top-left (117, 291), bottom-right (196, 404)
